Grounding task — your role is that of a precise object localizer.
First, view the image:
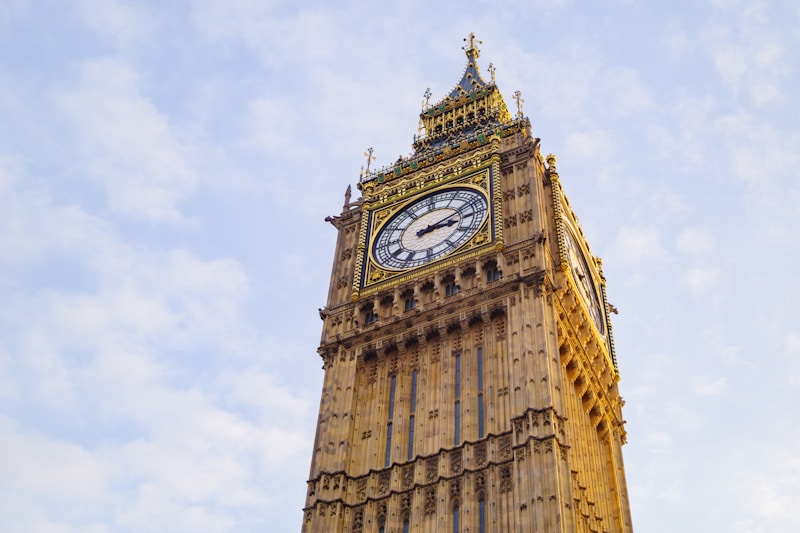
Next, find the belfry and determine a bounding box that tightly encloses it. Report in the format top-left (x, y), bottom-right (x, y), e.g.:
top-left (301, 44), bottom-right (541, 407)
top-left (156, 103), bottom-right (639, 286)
top-left (303, 35), bottom-right (634, 533)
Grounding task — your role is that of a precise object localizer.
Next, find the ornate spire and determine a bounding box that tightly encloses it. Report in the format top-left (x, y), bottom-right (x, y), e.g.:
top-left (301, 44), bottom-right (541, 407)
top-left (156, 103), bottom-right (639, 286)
top-left (448, 33), bottom-right (490, 99)
top-left (359, 35), bottom-right (520, 186)
top-left (463, 32), bottom-right (481, 59)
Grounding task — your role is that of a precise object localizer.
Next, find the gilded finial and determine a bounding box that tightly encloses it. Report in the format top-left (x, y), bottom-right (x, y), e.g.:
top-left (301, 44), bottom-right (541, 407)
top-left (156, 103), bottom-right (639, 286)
top-left (363, 147), bottom-right (376, 175)
top-left (488, 63), bottom-right (496, 84)
top-left (422, 88), bottom-right (432, 110)
top-left (546, 153), bottom-right (558, 177)
top-left (463, 32), bottom-right (482, 58)
top-left (513, 90), bottom-right (525, 119)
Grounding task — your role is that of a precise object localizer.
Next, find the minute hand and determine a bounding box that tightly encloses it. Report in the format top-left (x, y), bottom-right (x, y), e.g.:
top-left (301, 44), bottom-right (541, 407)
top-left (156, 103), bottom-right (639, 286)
top-left (416, 215), bottom-right (458, 237)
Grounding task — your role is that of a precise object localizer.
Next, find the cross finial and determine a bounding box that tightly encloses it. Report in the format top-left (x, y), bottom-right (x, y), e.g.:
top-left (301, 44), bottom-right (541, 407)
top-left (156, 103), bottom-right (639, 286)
top-left (463, 32), bottom-right (482, 58)
top-left (422, 87), bottom-right (432, 110)
top-left (363, 147), bottom-right (376, 174)
top-left (513, 90), bottom-right (525, 119)
top-left (488, 63), bottom-right (496, 84)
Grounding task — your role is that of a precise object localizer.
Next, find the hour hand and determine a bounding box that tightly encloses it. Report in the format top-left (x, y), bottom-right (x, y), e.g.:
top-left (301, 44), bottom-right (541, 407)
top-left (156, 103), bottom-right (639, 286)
top-left (416, 217), bottom-right (457, 237)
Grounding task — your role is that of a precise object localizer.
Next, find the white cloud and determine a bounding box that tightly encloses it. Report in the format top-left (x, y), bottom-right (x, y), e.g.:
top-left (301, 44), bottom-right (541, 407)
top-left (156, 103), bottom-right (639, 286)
top-left (693, 375), bottom-right (727, 396)
top-left (676, 227), bottom-right (714, 256)
top-left (643, 430), bottom-right (672, 454)
top-left (565, 129), bottom-right (614, 160)
top-left (613, 225), bottom-right (669, 268)
top-left (245, 97), bottom-right (312, 157)
top-left (733, 447), bottom-right (800, 528)
top-left (599, 66), bottom-right (653, 115)
top-left (56, 58), bottom-right (196, 221)
top-left (784, 333), bottom-right (800, 387)
top-left (77, 0), bottom-right (156, 48)
top-left (0, 156), bottom-right (312, 531)
top-left (706, 0), bottom-right (791, 107)
top-left (682, 265), bottom-right (720, 296)
top-left (657, 482), bottom-right (683, 503)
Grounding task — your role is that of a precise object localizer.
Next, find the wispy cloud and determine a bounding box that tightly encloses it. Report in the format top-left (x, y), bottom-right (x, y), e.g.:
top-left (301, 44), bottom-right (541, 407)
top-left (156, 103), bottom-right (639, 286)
top-left (56, 59), bottom-right (196, 221)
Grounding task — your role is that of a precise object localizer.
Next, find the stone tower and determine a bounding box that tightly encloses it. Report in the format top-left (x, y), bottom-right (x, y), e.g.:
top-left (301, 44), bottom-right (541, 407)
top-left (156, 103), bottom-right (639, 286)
top-left (303, 35), bottom-right (633, 533)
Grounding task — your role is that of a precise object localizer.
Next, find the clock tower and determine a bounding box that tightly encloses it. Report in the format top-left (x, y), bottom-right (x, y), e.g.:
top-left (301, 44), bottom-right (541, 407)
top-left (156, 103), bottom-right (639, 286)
top-left (303, 36), bottom-right (634, 533)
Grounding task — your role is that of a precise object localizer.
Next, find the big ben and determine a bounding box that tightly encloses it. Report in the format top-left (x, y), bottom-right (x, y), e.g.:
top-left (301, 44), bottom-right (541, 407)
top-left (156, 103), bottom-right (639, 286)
top-left (303, 35), bottom-right (634, 533)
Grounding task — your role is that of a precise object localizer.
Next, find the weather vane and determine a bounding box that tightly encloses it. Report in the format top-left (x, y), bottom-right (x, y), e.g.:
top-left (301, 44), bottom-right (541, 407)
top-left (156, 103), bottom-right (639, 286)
top-left (363, 147), bottom-right (376, 175)
top-left (422, 87), bottom-right (432, 110)
top-left (513, 90), bottom-right (525, 119)
top-left (462, 32), bottom-right (482, 56)
top-left (488, 63), bottom-right (496, 84)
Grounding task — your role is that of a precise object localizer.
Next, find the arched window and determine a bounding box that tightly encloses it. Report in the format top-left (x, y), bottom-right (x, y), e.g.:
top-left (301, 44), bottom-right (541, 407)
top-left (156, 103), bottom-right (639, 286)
top-left (484, 261), bottom-right (500, 283)
top-left (408, 369), bottom-right (418, 460)
top-left (479, 498), bottom-right (486, 533)
top-left (443, 274), bottom-right (458, 297)
top-left (402, 289), bottom-right (416, 311)
top-left (362, 303), bottom-right (377, 324)
top-left (477, 347), bottom-right (485, 438)
top-left (385, 375), bottom-right (397, 467)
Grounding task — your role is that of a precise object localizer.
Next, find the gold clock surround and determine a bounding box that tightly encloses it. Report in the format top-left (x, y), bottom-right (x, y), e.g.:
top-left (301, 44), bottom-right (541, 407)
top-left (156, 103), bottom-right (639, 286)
top-left (352, 158), bottom-right (504, 300)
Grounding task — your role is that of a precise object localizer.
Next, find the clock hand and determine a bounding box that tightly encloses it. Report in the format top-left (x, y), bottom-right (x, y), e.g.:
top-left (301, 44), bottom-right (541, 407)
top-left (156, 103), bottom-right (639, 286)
top-left (416, 215), bottom-right (459, 237)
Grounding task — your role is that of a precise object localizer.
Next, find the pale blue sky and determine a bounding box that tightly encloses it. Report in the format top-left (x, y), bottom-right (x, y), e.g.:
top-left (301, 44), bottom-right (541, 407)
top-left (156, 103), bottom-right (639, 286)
top-left (1, 1), bottom-right (799, 532)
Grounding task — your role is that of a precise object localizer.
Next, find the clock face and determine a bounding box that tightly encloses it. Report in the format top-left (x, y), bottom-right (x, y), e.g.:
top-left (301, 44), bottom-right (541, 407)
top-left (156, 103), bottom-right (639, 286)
top-left (564, 227), bottom-right (605, 335)
top-left (372, 187), bottom-right (489, 271)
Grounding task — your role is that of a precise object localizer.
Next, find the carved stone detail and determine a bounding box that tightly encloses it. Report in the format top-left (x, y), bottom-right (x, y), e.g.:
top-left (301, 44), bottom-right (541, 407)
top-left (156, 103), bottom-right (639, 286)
top-left (516, 446), bottom-right (527, 462)
top-left (424, 487), bottom-right (437, 515)
top-left (475, 471), bottom-right (486, 497)
top-left (431, 341), bottom-right (441, 364)
top-left (513, 416), bottom-right (524, 437)
top-left (450, 449), bottom-right (462, 474)
top-left (495, 319), bottom-right (507, 341)
top-left (352, 506), bottom-right (364, 533)
top-left (499, 465), bottom-right (513, 493)
top-left (450, 478), bottom-right (461, 501)
top-left (403, 465), bottom-right (414, 489)
top-left (401, 493), bottom-right (411, 515)
top-left (377, 502), bottom-right (387, 526)
top-left (499, 435), bottom-right (512, 460)
top-left (475, 442), bottom-right (487, 467)
top-left (378, 471), bottom-right (390, 495)
top-left (426, 456), bottom-right (438, 482)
